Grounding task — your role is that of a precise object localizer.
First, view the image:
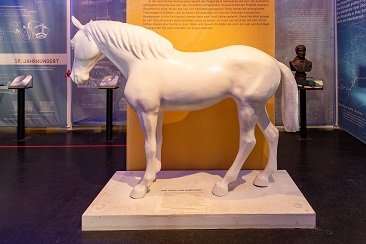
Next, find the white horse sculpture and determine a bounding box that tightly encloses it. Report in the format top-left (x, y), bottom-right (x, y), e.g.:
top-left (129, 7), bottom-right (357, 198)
top-left (69, 16), bottom-right (299, 199)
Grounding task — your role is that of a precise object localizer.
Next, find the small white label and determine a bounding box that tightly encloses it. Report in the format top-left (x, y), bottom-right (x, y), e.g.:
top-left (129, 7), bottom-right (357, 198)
top-left (154, 189), bottom-right (207, 214)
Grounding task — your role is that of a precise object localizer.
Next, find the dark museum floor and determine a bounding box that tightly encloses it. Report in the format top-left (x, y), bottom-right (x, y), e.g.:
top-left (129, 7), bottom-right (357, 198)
top-left (1, 126), bottom-right (366, 244)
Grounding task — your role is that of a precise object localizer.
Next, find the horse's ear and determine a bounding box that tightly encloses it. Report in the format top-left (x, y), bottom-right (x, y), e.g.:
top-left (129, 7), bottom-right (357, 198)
top-left (72, 16), bottom-right (84, 30)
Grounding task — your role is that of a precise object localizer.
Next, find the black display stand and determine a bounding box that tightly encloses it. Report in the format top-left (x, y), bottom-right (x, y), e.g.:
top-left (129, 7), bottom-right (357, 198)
top-left (16, 88), bottom-right (27, 140)
top-left (8, 75), bottom-right (33, 140)
top-left (297, 80), bottom-right (323, 139)
top-left (99, 75), bottom-right (119, 141)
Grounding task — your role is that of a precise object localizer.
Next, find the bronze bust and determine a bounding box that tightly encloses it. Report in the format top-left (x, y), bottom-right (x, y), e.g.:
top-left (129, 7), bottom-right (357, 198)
top-left (289, 45), bottom-right (312, 85)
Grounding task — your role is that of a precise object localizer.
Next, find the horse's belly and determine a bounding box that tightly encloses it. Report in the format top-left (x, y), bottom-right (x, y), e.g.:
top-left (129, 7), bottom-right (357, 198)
top-left (152, 68), bottom-right (231, 110)
top-left (161, 93), bottom-right (228, 111)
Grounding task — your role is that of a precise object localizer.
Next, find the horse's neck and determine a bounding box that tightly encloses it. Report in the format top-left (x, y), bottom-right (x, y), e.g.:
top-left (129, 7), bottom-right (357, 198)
top-left (99, 45), bottom-right (136, 79)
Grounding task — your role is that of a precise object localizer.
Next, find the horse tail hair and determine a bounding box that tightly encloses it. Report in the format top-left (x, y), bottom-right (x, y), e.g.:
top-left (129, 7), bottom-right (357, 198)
top-left (277, 61), bottom-right (299, 132)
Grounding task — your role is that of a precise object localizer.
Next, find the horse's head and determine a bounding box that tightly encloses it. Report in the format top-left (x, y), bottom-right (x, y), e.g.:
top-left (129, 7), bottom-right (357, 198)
top-left (69, 16), bottom-right (105, 84)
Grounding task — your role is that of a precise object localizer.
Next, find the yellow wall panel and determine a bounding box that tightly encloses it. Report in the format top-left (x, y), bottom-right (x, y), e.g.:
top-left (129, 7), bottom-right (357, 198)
top-left (126, 0), bottom-right (275, 170)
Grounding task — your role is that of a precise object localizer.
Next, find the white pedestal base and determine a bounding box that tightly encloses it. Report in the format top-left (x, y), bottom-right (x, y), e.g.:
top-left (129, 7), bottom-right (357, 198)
top-left (82, 170), bottom-right (315, 230)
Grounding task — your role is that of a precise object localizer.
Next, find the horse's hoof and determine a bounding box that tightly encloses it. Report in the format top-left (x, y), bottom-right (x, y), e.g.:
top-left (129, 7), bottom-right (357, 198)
top-left (130, 184), bottom-right (147, 199)
top-left (253, 173), bottom-right (269, 187)
top-left (212, 181), bottom-right (228, 197)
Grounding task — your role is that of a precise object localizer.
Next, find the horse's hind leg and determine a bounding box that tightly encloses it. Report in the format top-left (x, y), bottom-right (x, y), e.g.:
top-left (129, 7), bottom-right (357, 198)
top-left (130, 111), bottom-right (158, 199)
top-left (253, 107), bottom-right (279, 187)
top-left (213, 104), bottom-right (258, 197)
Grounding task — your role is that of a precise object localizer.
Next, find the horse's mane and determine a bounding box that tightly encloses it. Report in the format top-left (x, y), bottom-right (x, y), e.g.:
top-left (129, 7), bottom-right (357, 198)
top-left (84, 20), bottom-right (174, 60)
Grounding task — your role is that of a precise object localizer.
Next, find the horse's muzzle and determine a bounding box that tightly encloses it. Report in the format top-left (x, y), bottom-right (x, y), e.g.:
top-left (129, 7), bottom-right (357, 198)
top-left (68, 70), bottom-right (77, 83)
top-left (69, 71), bottom-right (89, 85)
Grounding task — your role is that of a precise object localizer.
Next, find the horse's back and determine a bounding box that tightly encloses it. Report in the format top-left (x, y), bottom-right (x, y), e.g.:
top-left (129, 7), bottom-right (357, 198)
top-left (181, 45), bottom-right (274, 63)
top-left (194, 45), bottom-right (281, 101)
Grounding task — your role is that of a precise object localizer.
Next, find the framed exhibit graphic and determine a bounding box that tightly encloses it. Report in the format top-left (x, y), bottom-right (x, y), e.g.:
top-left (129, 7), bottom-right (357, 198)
top-left (70, 0), bottom-right (128, 126)
top-left (126, 0), bottom-right (276, 170)
top-left (0, 0), bottom-right (68, 127)
top-left (275, 0), bottom-right (335, 127)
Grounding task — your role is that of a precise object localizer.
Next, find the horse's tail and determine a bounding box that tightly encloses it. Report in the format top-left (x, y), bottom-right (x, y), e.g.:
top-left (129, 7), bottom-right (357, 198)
top-left (277, 61), bottom-right (299, 132)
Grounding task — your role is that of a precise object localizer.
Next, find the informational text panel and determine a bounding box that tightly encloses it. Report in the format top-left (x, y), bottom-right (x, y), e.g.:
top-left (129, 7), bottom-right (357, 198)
top-left (275, 0), bottom-right (335, 127)
top-left (126, 0), bottom-right (275, 170)
top-left (0, 1), bottom-right (68, 127)
top-left (337, 0), bottom-right (366, 143)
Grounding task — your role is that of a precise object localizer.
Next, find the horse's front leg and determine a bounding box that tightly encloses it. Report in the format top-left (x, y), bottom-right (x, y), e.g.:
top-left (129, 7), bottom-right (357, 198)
top-left (130, 111), bottom-right (159, 199)
top-left (155, 112), bottom-right (164, 173)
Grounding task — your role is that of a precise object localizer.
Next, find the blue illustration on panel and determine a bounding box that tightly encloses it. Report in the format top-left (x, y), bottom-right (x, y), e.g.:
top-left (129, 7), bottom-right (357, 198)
top-left (337, 0), bottom-right (366, 143)
top-left (0, 0), bottom-right (67, 53)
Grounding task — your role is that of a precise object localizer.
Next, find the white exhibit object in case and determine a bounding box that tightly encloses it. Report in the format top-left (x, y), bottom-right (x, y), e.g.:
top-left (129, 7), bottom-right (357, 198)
top-left (82, 170), bottom-right (315, 230)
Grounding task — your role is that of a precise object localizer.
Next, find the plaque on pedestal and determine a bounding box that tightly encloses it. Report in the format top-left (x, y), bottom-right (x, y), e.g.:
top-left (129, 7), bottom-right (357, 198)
top-left (297, 78), bottom-right (323, 90)
top-left (98, 75), bottom-right (120, 140)
top-left (99, 75), bottom-right (119, 89)
top-left (297, 78), bottom-right (324, 139)
top-left (8, 75), bottom-right (33, 89)
top-left (7, 75), bottom-right (33, 140)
